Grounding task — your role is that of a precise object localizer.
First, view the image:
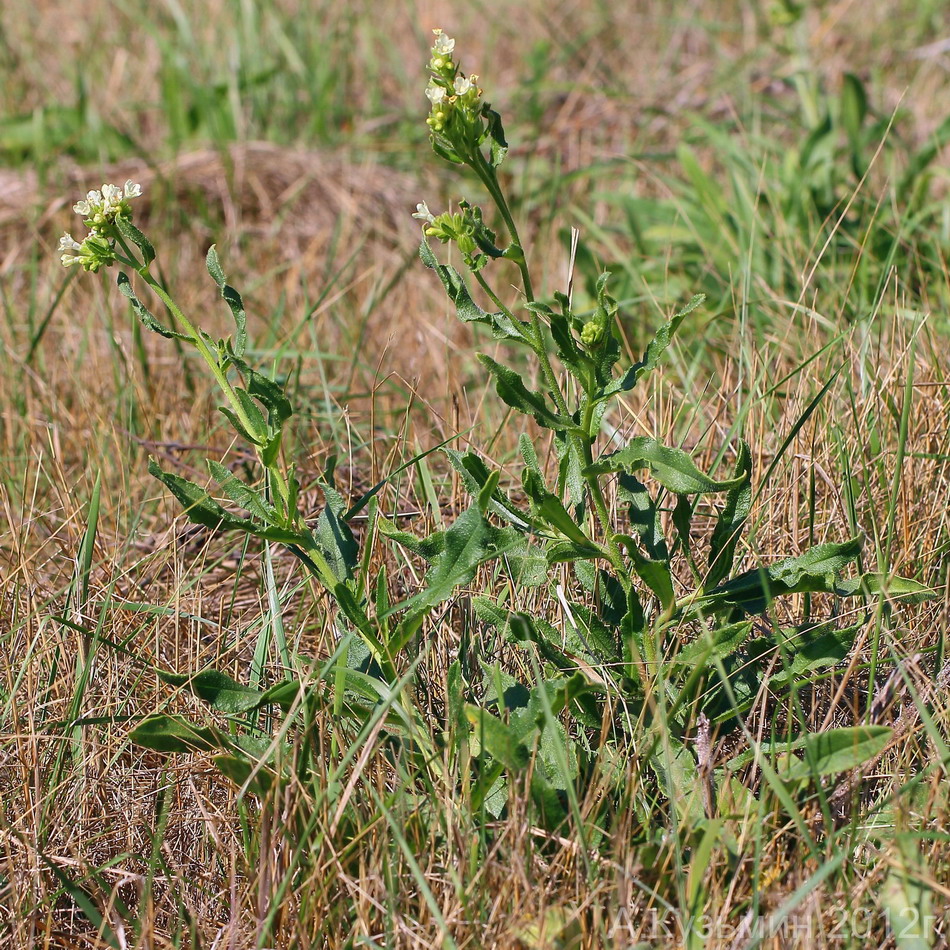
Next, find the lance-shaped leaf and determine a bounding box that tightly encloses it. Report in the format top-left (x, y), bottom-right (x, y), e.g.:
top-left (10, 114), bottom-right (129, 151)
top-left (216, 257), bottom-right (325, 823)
top-left (315, 480), bottom-right (359, 582)
top-left (600, 293), bottom-right (704, 401)
top-left (148, 459), bottom-right (307, 545)
top-left (705, 440), bottom-right (753, 590)
top-left (586, 437), bottom-right (747, 494)
top-left (207, 460), bottom-right (275, 522)
top-left (445, 448), bottom-right (532, 530)
top-left (835, 573), bottom-right (935, 604)
top-left (384, 505), bottom-right (524, 624)
top-left (690, 538), bottom-right (863, 615)
top-left (206, 245), bottom-right (247, 357)
top-left (881, 836), bottom-right (933, 950)
top-left (213, 753), bottom-right (283, 797)
top-left (156, 667), bottom-right (266, 714)
top-left (782, 726), bottom-right (892, 781)
top-left (616, 534), bottom-right (675, 612)
top-left (114, 213), bottom-right (155, 266)
top-left (130, 714), bottom-right (224, 754)
top-left (226, 355), bottom-right (292, 425)
top-left (522, 469), bottom-right (599, 551)
top-left (478, 354), bottom-right (577, 432)
top-left (617, 473), bottom-right (669, 562)
top-left (420, 240), bottom-right (529, 341)
top-left (117, 273), bottom-right (191, 341)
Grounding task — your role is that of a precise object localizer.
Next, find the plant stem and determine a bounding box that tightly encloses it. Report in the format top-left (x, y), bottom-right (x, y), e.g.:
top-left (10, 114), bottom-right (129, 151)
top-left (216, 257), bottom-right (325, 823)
top-left (469, 151), bottom-right (568, 418)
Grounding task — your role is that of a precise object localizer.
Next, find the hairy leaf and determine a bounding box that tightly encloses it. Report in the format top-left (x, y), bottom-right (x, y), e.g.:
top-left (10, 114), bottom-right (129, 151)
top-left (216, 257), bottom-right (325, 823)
top-left (586, 437), bottom-right (746, 494)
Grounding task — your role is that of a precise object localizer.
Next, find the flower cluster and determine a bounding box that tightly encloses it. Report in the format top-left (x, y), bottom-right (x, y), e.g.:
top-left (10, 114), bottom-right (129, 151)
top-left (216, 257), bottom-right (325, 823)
top-left (413, 199), bottom-right (502, 272)
top-left (424, 29), bottom-right (483, 147)
top-left (59, 180), bottom-right (142, 272)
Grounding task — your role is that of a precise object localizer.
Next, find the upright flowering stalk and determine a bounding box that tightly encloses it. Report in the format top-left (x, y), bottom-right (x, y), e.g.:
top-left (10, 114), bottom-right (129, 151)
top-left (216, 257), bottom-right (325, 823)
top-left (415, 29), bottom-right (566, 431)
top-left (56, 182), bottom-right (344, 595)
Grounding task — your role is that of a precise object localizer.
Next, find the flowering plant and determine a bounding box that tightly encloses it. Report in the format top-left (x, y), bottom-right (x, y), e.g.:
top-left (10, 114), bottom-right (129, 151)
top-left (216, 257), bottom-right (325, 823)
top-left (56, 29), bottom-right (935, 832)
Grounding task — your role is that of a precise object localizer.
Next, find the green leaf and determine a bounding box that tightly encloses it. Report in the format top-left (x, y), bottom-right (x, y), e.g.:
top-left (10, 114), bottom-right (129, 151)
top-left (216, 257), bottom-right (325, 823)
top-left (206, 245), bottom-right (247, 357)
top-left (522, 469), bottom-right (597, 549)
top-left (218, 406), bottom-right (262, 446)
top-left (148, 459), bottom-right (306, 544)
top-left (478, 354), bottom-right (576, 431)
top-left (114, 213), bottom-right (155, 266)
top-left (129, 714), bottom-right (223, 754)
top-left (116, 273), bottom-right (191, 341)
top-left (651, 732), bottom-right (706, 824)
top-left (767, 622), bottom-right (864, 687)
top-left (207, 460), bottom-right (274, 522)
top-left (602, 294), bottom-right (704, 399)
top-left (316, 481), bottom-right (359, 582)
top-left (840, 73), bottom-right (868, 153)
top-left (692, 538), bottom-right (863, 615)
top-left (234, 359), bottom-right (293, 425)
top-left (156, 668), bottom-right (265, 713)
top-left (386, 505), bottom-right (522, 622)
top-left (616, 534), bottom-right (675, 611)
top-left (617, 473), bottom-right (669, 562)
top-left (234, 388), bottom-right (268, 442)
top-left (835, 573), bottom-right (936, 603)
top-left (586, 437), bottom-right (746, 494)
top-left (706, 441), bottom-right (752, 590)
top-left (419, 240), bottom-right (528, 341)
top-left (672, 620), bottom-right (756, 668)
top-left (213, 753), bottom-right (283, 797)
top-left (482, 103), bottom-right (509, 167)
top-left (782, 726), bottom-right (892, 781)
top-left (465, 703), bottom-right (529, 772)
top-left (333, 583), bottom-right (388, 662)
top-left (881, 836), bottom-right (934, 950)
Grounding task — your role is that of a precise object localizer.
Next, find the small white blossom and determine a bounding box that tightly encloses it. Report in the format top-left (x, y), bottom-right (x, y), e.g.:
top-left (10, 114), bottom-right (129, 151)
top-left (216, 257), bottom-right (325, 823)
top-left (73, 190), bottom-right (103, 216)
top-left (425, 82), bottom-right (446, 104)
top-left (58, 232), bottom-right (81, 253)
top-left (124, 180), bottom-right (142, 199)
top-left (453, 75), bottom-right (475, 96)
top-left (432, 29), bottom-right (455, 56)
top-left (412, 202), bottom-right (435, 223)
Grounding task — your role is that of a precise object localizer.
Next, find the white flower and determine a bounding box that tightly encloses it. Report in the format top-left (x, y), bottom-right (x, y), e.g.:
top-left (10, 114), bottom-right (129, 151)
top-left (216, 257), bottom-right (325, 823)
top-left (432, 29), bottom-right (455, 56)
top-left (124, 180), bottom-right (142, 199)
top-left (425, 82), bottom-right (446, 104)
top-left (73, 189), bottom-right (103, 216)
top-left (58, 232), bottom-right (81, 252)
top-left (412, 202), bottom-right (435, 223)
top-left (453, 75), bottom-right (474, 96)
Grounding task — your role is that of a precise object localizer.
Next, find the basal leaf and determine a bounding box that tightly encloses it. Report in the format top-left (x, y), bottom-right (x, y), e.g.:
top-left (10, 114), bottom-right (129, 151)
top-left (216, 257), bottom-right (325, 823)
top-left (706, 440), bottom-right (753, 590)
top-left (129, 714), bottom-right (223, 754)
top-left (691, 538), bottom-right (864, 615)
top-left (835, 573), bottom-right (936, 604)
top-left (156, 667), bottom-right (265, 713)
top-left (213, 753), bottom-right (283, 797)
top-left (782, 726), bottom-right (892, 780)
